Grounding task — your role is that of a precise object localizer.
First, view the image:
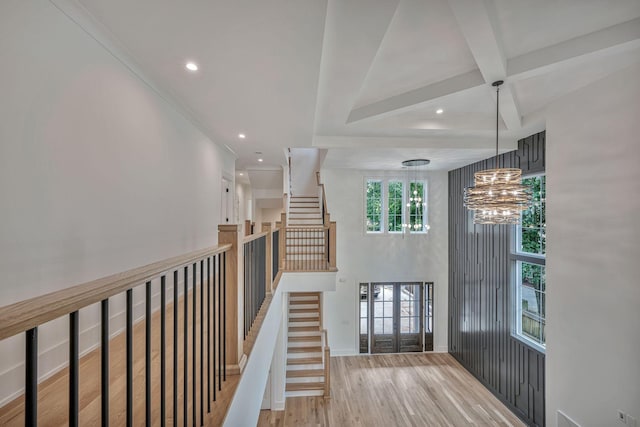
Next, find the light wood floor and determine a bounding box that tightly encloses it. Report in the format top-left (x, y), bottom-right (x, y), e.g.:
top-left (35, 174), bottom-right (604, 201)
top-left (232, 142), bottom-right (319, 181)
top-left (0, 289), bottom-right (238, 427)
top-left (258, 353), bottom-right (525, 427)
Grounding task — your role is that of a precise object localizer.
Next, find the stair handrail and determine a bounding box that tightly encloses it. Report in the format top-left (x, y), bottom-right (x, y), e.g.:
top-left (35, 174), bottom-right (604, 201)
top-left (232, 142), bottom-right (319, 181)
top-left (316, 171), bottom-right (329, 226)
top-left (0, 243), bottom-right (231, 341)
top-left (321, 328), bottom-right (330, 398)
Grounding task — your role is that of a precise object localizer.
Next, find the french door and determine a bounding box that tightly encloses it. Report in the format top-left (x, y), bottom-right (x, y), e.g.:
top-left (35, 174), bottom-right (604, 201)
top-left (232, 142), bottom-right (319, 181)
top-left (359, 282), bottom-right (433, 354)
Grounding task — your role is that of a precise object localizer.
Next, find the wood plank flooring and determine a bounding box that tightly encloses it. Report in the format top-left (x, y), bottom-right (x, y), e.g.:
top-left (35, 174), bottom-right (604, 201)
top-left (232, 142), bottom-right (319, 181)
top-left (258, 353), bottom-right (525, 427)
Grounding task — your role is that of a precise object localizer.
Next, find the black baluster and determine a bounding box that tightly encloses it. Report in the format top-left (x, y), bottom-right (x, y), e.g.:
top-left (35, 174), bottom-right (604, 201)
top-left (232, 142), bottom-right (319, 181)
top-left (173, 271), bottom-right (178, 427)
top-left (212, 255), bottom-right (216, 401)
top-left (199, 260), bottom-right (204, 426)
top-left (101, 299), bottom-right (109, 427)
top-left (145, 281), bottom-right (151, 427)
top-left (219, 251), bottom-right (223, 390)
top-left (207, 257), bottom-right (211, 411)
top-left (25, 327), bottom-right (38, 427)
top-left (69, 311), bottom-right (79, 427)
top-left (192, 263), bottom-right (197, 427)
top-left (126, 289), bottom-right (133, 427)
top-left (183, 266), bottom-right (188, 427)
top-left (161, 276), bottom-right (166, 427)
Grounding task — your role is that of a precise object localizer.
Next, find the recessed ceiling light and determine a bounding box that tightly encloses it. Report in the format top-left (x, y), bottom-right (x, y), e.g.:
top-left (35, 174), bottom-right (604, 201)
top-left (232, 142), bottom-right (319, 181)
top-left (185, 62), bottom-right (198, 71)
top-left (258, 158), bottom-right (263, 162)
top-left (238, 133), bottom-right (246, 139)
top-left (436, 108), bottom-right (444, 114)
top-left (239, 172), bottom-right (244, 176)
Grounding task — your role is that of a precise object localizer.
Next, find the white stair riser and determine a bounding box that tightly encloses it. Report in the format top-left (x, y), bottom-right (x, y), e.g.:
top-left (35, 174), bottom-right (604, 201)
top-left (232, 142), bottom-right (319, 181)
top-left (288, 331), bottom-right (321, 338)
top-left (289, 321), bottom-right (320, 327)
top-left (289, 212), bottom-right (322, 218)
top-left (286, 377), bottom-right (324, 384)
top-left (287, 352), bottom-right (323, 359)
top-left (288, 313), bottom-right (319, 319)
top-left (290, 199), bottom-right (319, 203)
top-left (287, 341), bottom-right (321, 348)
top-left (287, 304), bottom-right (318, 310)
top-left (289, 209), bottom-right (320, 215)
top-left (285, 363), bottom-right (323, 371)
top-left (285, 390), bottom-right (325, 398)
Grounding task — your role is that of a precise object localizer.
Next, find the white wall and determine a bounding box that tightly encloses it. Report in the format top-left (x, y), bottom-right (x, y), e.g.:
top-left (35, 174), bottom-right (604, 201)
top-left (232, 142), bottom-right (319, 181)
top-left (236, 182), bottom-right (252, 232)
top-left (545, 63), bottom-right (640, 427)
top-left (290, 148), bottom-right (322, 196)
top-left (260, 208), bottom-right (282, 226)
top-left (0, 0), bottom-right (235, 405)
top-left (321, 169), bottom-right (448, 355)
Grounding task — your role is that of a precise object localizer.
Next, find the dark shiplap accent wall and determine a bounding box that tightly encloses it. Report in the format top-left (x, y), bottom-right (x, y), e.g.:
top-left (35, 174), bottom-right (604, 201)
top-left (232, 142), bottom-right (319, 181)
top-left (448, 132), bottom-right (546, 427)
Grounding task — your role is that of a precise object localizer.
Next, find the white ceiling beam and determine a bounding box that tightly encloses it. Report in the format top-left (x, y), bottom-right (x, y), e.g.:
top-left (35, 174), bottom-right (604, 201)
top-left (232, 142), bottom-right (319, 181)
top-left (447, 0), bottom-right (522, 130)
top-left (312, 135), bottom-right (516, 151)
top-left (508, 17), bottom-right (640, 81)
top-left (345, 69), bottom-right (484, 124)
top-left (344, 16), bottom-right (640, 131)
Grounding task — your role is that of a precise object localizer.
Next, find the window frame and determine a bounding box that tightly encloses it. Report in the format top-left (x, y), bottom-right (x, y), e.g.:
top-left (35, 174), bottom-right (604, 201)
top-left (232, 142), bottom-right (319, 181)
top-left (365, 179), bottom-right (384, 233)
top-left (407, 180), bottom-right (428, 233)
top-left (364, 177), bottom-right (428, 235)
top-left (387, 180), bottom-right (404, 233)
top-left (511, 172), bottom-right (546, 353)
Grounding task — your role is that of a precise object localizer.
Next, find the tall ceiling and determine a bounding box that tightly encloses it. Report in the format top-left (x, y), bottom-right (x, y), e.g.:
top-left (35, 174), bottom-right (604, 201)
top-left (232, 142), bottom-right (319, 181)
top-left (70, 0), bottom-right (640, 172)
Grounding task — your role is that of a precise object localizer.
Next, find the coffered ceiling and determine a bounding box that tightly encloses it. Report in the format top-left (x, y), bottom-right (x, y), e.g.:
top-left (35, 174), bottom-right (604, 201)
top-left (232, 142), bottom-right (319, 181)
top-left (62, 0), bottom-right (640, 172)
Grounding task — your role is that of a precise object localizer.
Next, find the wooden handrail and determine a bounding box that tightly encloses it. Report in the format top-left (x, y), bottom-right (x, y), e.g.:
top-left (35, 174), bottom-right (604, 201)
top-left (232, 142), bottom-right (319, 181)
top-left (0, 243), bottom-right (231, 341)
top-left (316, 171), bottom-right (329, 226)
top-left (242, 230), bottom-right (269, 244)
top-left (321, 328), bottom-right (330, 398)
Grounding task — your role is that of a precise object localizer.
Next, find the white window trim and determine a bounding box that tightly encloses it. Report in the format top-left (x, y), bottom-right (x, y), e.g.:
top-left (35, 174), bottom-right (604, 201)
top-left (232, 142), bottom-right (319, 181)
top-left (364, 177), bottom-right (429, 235)
top-left (511, 173), bottom-right (546, 353)
top-left (365, 178), bottom-right (384, 233)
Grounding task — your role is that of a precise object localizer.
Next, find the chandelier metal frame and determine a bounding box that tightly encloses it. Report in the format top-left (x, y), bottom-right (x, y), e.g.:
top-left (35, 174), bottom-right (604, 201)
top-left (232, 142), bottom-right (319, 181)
top-left (463, 81), bottom-right (533, 224)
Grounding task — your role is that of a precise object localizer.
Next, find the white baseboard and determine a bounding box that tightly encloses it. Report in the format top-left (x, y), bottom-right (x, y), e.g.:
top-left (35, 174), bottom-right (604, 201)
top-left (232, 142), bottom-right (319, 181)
top-left (272, 399), bottom-right (285, 411)
top-left (330, 348), bottom-right (357, 357)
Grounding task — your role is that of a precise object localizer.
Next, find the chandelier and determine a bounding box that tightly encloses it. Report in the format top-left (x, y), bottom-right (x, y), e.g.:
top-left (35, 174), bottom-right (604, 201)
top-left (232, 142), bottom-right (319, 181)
top-left (401, 159), bottom-right (431, 234)
top-left (463, 81), bottom-right (533, 224)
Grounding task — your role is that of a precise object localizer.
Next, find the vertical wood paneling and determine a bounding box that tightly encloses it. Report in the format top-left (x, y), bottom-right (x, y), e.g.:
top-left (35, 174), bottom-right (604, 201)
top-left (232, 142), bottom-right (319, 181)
top-left (448, 132), bottom-right (546, 427)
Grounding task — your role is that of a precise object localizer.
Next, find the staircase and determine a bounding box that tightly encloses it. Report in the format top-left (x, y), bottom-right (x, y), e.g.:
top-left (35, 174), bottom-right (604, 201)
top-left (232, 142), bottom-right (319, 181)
top-left (285, 196), bottom-right (327, 270)
top-left (288, 196), bottom-right (323, 227)
top-left (285, 292), bottom-right (327, 397)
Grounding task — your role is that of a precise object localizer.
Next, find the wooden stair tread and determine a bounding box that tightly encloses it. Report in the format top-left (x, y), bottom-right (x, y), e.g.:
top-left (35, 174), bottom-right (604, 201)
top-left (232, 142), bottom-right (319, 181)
top-left (285, 382), bottom-right (325, 391)
top-left (288, 335), bottom-right (321, 342)
top-left (289, 326), bottom-right (319, 332)
top-left (289, 308), bottom-right (319, 313)
top-left (289, 300), bottom-right (319, 305)
top-left (287, 357), bottom-right (323, 365)
top-left (286, 369), bottom-right (324, 378)
top-left (288, 346), bottom-right (322, 353)
top-left (289, 317), bottom-right (319, 322)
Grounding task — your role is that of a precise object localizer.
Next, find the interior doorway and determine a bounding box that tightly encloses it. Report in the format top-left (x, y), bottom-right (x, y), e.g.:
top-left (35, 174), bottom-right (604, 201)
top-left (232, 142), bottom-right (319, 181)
top-left (221, 178), bottom-right (232, 223)
top-left (359, 282), bottom-right (433, 354)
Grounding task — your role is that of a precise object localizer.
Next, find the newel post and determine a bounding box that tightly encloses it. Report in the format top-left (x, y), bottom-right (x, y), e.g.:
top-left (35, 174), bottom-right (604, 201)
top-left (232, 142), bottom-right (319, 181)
top-left (218, 224), bottom-right (243, 374)
top-left (261, 222), bottom-right (273, 293)
top-left (329, 221), bottom-right (337, 269)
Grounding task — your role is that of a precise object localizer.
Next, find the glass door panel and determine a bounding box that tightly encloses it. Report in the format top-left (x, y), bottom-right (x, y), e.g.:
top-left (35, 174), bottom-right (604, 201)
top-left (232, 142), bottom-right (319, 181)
top-left (399, 283), bottom-right (422, 352)
top-left (371, 284), bottom-right (396, 353)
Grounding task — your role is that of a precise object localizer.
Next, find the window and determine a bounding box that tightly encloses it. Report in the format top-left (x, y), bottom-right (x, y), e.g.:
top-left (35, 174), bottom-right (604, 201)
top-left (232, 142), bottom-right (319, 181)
top-left (366, 179), bottom-right (383, 232)
top-left (512, 174), bottom-right (546, 350)
top-left (408, 181), bottom-right (426, 232)
top-left (388, 181), bottom-right (403, 232)
top-left (365, 178), bottom-right (428, 234)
